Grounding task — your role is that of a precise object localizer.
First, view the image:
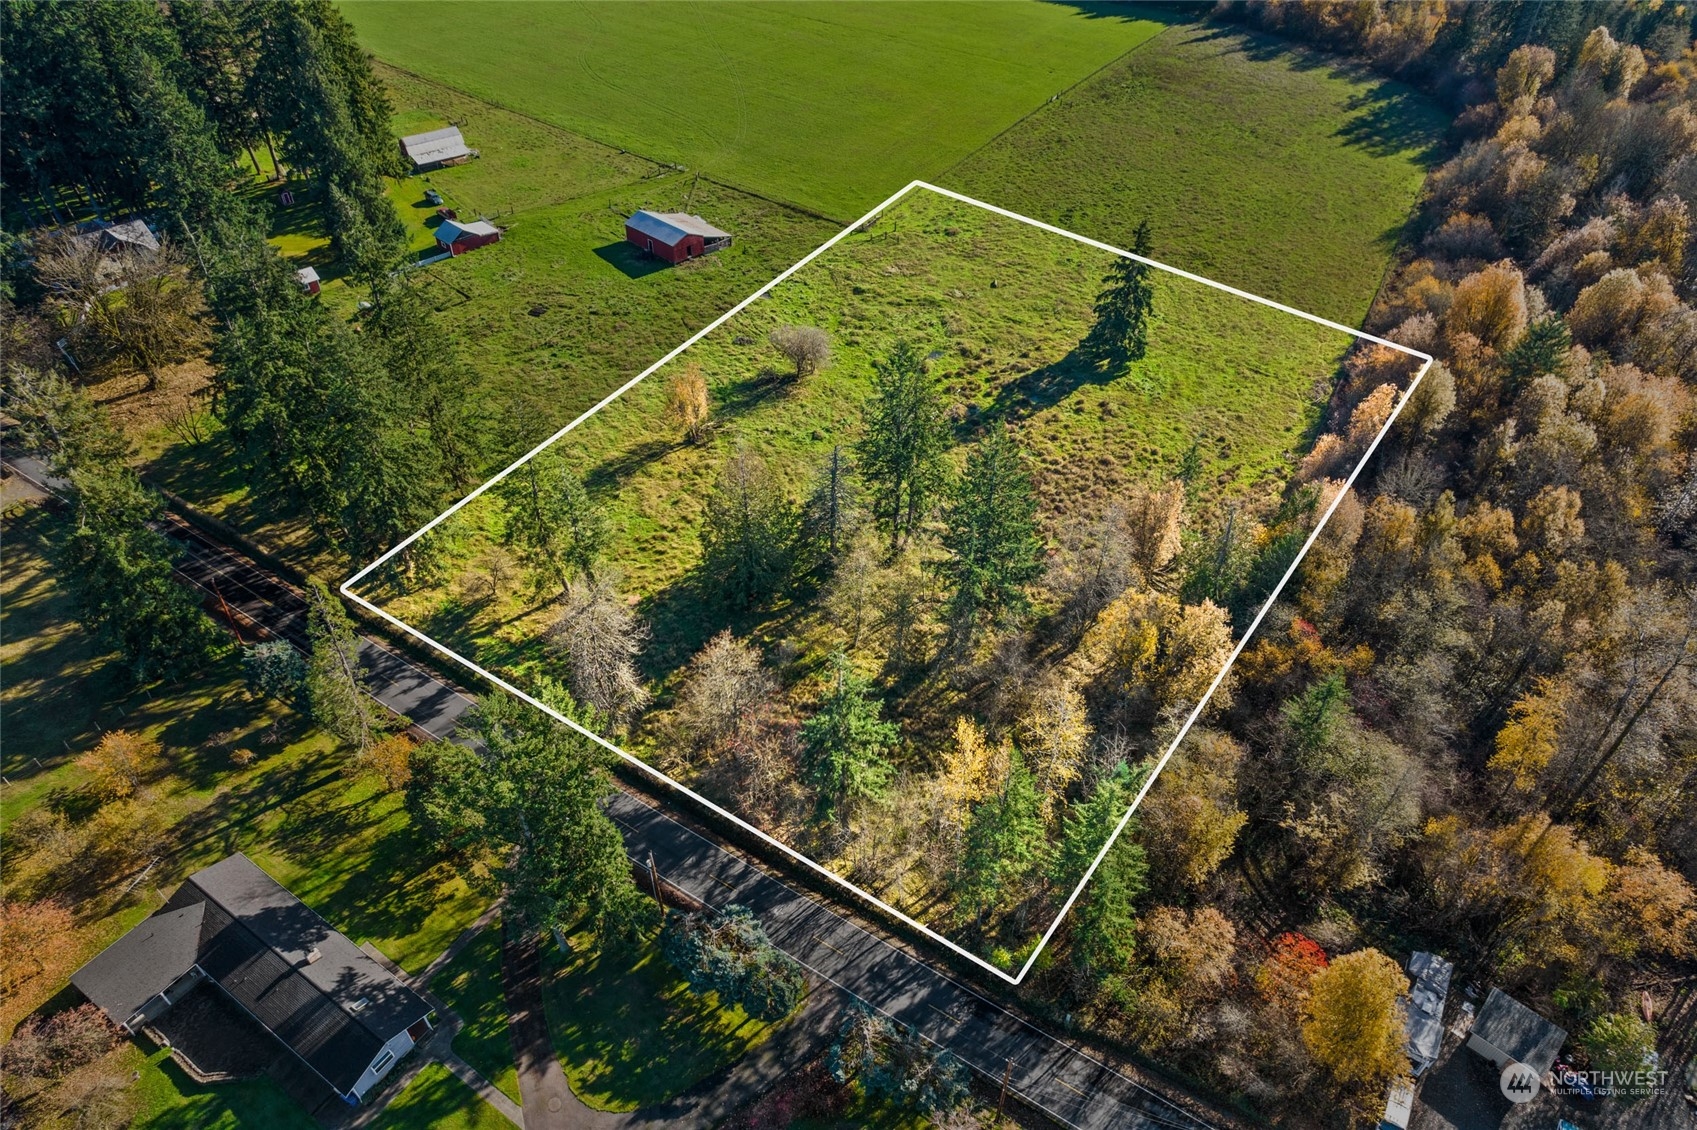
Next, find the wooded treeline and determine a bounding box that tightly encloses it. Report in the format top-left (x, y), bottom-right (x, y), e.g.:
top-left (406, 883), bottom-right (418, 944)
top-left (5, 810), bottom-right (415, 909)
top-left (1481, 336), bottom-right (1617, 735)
top-left (2, 0), bottom-right (483, 674)
top-left (1021, 5), bottom-right (1697, 1124)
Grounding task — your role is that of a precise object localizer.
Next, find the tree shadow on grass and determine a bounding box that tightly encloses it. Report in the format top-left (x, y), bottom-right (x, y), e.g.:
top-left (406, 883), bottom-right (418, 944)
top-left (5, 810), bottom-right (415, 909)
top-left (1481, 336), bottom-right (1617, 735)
top-left (1179, 23), bottom-right (1449, 163)
top-left (1040, 1), bottom-right (1193, 28)
top-left (713, 368), bottom-right (796, 426)
top-left (582, 436), bottom-right (678, 495)
top-left (593, 242), bottom-right (671, 280)
top-left (986, 344), bottom-right (1115, 420)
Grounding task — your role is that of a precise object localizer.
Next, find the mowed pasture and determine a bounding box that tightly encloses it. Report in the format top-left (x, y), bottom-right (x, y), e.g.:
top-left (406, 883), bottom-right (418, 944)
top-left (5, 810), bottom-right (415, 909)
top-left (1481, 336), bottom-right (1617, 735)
top-left (942, 22), bottom-right (1448, 325)
top-left (339, 1), bottom-right (1170, 220)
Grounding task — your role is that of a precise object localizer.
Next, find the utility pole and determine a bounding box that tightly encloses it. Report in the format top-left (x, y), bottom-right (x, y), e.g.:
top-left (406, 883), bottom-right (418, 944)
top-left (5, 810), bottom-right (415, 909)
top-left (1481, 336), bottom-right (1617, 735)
top-left (648, 850), bottom-right (661, 903)
top-left (998, 1057), bottom-right (1013, 1116)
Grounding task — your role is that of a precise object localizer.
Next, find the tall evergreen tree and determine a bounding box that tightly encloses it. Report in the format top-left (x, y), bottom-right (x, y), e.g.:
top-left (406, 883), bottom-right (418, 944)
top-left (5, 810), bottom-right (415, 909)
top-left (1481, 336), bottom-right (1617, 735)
top-left (1052, 763), bottom-right (1148, 976)
top-left (165, 0), bottom-right (267, 175)
top-left (937, 427), bottom-right (1044, 635)
top-left (125, 49), bottom-right (245, 236)
top-left (494, 448), bottom-right (607, 594)
top-left (957, 748), bottom-right (1046, 924)
top-left (856, 342), bottom-right (952, 551)
top-left (698, 447), bottom-right (798, 609)
top-left (801, 444), bottom-right (861, 566)
top-left (365, 276), bottom-right (482, 489)
top-left (1083, 220), bottom-right (1155, 369)
top-left (57, 464), bottom-right (225, 684)
top-left (303, 578), bottom-right (381, 753)
top-left (800, 652), bottom-right (899, 821)
top-left (406, 691), bottom-right (653, 940)
top-left (1500, 315), bottom-right (1571, 395)
top-left (5, 365), bottom-right (220, 682)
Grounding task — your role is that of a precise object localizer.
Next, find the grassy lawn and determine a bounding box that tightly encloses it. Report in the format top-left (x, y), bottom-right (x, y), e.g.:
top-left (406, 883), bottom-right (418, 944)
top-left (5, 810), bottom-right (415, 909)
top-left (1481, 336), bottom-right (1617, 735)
top-left (942, 21), bottom-right (1448, 326)
top-left (363, 184), bottom-right (1357, 688)
top-left (381, 62), bottom-right (658, 221)
top-left (128, 1045), bottom-right (317, 1130)
top-left (375, 1063), bottom-right (514, 1130)
top-left (364, 170), bottom-right (840, 463)
top-left (0, 506), bottom-right (487, 974)
top-left (432, 921), bottom-right (522, 1105)
top-left (341, 1), bottom-right (1171, 220)
top-left (543, 919), bottom-right (786, 1112)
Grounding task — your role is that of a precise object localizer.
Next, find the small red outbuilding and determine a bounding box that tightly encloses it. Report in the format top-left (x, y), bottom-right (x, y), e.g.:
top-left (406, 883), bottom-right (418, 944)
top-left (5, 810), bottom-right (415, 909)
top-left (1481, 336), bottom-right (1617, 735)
top-left (625, 210), bottom-right (732, 264)
top-left (435, 218), bottom-right (502, 256)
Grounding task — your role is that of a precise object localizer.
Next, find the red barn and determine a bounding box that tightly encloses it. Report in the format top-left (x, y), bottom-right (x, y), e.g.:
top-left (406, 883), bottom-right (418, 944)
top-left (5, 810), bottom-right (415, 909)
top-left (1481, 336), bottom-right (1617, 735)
top-left (625, 210), bottom-right (732, 264)
top-left (435, 218), bottom-right (502, 256)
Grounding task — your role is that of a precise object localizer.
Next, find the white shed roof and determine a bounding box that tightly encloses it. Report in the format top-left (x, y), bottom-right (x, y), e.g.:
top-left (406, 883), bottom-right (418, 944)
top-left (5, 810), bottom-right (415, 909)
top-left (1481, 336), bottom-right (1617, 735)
top-left (436, 218), bottom-right (499, 243)
top-left (400, 125), bottom-right (469, 167)
top-left (627, 210), bottom-right (731, 246)
top-left (295, 266), bottom-right (320, 285)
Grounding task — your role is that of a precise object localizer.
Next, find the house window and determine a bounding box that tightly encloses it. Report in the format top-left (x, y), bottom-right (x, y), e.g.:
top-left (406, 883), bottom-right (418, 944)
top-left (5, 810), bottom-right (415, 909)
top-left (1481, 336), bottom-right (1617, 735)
top-left (371, 1049), bottom-right (395, 1074)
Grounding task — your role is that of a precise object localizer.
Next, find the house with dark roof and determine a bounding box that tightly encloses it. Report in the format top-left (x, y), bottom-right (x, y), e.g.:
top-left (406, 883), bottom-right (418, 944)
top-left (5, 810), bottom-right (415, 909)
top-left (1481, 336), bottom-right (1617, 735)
top-left (72, 218), bottom-right (160, 255)
top-left (399, 125), bottom-right (472, 172)
top-left (625, 209), bottom-right (732, 264)
top-left (70, 853), bottom-right (432, 1105)
top-left (1465, 987), bottom-right (1566, 1077)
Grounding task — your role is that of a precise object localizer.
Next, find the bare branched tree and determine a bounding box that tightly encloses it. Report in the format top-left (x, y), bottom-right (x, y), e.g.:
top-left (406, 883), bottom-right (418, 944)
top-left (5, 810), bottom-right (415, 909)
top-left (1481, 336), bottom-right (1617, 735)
top-left (33, 233), bottom-right (208, 389)
top-left (769, 325), bottom-right (831, 379)
top-left (548, 576), bottom-right (651, 727)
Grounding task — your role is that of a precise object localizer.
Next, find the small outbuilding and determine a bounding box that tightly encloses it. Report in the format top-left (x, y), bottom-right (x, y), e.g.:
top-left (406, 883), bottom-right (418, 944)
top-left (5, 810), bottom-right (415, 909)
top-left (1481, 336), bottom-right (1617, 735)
top-left (295, 266), bottom-right (320, 296)
top-left (435, 218), bottom-right (502, 256)
top-left (71, 853), bottom-right (434, 1106)
top-left (1466, 987), bottom-right (1566, 1077)
top-left (625, 210), bottom-right (732, 264)
top-left (399, 125), bottom-right (472, 172)
top-left (1404, 950), bottom-right (1452, 1076)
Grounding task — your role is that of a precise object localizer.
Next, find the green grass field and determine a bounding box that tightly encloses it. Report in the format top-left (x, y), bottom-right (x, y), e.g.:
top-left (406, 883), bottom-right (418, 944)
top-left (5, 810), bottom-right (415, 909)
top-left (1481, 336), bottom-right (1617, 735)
top-left (363, 185), bottom-right (1355, 677)
top-left (375, 1064), bottom-right (515, 1130)
top-left (340, 1), bottom-right (1171, 220)
top-left (542, 918), bottom-right (785, 1111)
top-left (0, 507), bottom-right (494, 1118)
top-left (941, 22), bottom-right (1447, 325)
top-left (431, 923), bottom-right (522, 1104)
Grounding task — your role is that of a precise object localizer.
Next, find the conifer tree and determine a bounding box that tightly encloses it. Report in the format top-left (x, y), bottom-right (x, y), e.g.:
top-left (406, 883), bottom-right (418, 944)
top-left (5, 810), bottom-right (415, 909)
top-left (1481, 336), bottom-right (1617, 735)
top-left (58, 464), bottom-right (225, 684)
top-left (407, 691), bottom-right (652, 940)
top-left (801, 444), bottom-right (861, 566)
top-left (938, 427), bottom-right (1044, 636)
top-left (800, 652), bottom-right (898, 821)
top-left (304, 578), bottom-right (380, 753)
top-left (957, 749), bottom-right (1045, 923)
top-left (495, 448), bottom-right (608, 594)
top-left (856, 342), bottom-right (951, 550)
top-left (1083, 220), bottom-right (1155, 368)
top-left (1052, 764), bottom-right (1148, 975)
top-left (698, 447), bottom-right (797, 609)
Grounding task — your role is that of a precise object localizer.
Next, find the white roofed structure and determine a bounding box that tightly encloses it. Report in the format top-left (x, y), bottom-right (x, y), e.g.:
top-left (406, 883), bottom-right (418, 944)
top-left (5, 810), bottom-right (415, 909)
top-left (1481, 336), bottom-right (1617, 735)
top-left (399, 125), bottom-right (471, 171)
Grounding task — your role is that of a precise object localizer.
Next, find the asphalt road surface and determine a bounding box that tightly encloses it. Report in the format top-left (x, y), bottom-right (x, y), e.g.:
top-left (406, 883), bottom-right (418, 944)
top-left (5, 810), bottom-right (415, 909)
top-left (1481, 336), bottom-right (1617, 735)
top-left (7, 454), bottom-right (1219, 1130)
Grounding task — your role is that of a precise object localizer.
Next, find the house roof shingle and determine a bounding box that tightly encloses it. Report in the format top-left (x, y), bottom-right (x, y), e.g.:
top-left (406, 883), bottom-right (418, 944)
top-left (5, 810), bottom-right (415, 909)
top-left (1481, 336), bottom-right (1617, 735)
top-left (71, 903), bottom-right (205, 1026)
top-left (71, 853), bottom-right (431, 1098)
top-left (1473, 987), bottom-right (1567, 1075)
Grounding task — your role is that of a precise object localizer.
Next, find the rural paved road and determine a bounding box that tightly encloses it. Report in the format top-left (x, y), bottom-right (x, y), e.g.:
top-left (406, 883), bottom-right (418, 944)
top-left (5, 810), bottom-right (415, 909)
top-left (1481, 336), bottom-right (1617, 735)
top-left (6, 454), bottom-right (1221, 1130)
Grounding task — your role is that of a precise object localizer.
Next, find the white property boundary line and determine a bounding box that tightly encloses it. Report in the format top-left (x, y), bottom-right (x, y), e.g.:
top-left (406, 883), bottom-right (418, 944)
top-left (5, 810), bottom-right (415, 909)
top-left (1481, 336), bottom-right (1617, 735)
top-left (343, 180), bottom-right (1433, 987)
